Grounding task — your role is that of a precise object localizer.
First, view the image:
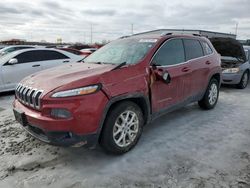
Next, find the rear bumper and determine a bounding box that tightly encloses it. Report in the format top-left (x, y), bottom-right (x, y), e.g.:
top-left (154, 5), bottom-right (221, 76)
top-left (222, 72), bottom-right (242, 85)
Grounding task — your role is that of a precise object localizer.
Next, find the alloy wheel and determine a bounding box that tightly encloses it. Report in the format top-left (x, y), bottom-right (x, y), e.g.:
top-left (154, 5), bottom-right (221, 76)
top-left (208, 83), bottom-right (218, 105)
top-left (242, 72), bottom-right (249, 88)
top-left (113, 110), bottom-right (139, 148)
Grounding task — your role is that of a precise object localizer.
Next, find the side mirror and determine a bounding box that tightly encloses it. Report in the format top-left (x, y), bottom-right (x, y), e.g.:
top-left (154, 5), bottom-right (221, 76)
top-left (8, 58), bottom-right (18, 65)
top-left (152, 67), bottom-right (171, 84)
top-left (162, 72), bottom-right (171, 84)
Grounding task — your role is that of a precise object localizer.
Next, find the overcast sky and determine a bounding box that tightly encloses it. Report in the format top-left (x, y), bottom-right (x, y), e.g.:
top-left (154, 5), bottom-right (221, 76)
top-left (0, 0), bottom-right (249, 43)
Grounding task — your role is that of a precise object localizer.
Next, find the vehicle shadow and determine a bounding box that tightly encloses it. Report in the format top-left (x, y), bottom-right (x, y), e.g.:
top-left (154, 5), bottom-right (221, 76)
top-left (54, 102), bottom-right (214, 166)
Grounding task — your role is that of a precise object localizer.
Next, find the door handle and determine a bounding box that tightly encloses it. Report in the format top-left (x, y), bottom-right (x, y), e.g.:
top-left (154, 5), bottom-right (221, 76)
top-left (63, 60), bottom-right (70, 63)
top-left (181, 67), bottom-right (190, 72)
top-left (205, 61), bottom-right (211, 65)
top-left (32, 64), bottom-right (40, 67)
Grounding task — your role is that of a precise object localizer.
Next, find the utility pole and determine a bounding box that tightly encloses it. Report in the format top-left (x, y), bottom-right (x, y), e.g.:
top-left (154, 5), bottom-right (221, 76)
top-left (131, 24), bottom-right (134, 35)
top-left (83, 32), bottom-right (86, 44)
top-left (235, 22), bottom-right (238, 37)
top-left (90, 23), bottom-right (93, 44)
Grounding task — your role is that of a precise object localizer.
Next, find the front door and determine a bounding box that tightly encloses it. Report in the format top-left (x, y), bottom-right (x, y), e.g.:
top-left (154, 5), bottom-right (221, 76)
top-left (2, 51), bottom-right (42, 90)
top-left (150, 38), bottom-right (193, 113)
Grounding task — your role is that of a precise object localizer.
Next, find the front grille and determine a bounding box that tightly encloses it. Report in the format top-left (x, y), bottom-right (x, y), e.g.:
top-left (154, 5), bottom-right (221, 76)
top-left (15, 84), bottom-right (43, 110)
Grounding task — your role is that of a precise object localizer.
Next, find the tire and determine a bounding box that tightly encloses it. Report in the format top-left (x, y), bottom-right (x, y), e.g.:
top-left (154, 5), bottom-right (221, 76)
top-left (100, 101), bottom-right (144, 155)
top-left (198, 78), bottom-right (219, 110)
top-left (237, 71), bottom-right (249, 89)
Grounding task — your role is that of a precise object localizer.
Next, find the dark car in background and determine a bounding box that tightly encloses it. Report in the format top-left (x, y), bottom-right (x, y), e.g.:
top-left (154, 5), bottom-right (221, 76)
top-left (57, 48), bottom-right (87, 57)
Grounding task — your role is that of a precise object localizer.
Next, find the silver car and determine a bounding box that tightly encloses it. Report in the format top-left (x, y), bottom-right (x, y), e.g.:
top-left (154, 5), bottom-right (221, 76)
top-left (210, 38), bottom-right (250, 89)
top-left (0, 48), bottom-right (83, 92)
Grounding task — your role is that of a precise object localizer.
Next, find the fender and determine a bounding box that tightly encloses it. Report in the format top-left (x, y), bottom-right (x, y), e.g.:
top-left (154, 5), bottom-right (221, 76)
top-left (96, 92), bottom-right (152, 136)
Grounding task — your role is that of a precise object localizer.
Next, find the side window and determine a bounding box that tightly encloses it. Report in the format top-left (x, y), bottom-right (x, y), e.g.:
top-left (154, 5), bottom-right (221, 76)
top-left (152, 39), bottom-right (185, 66)
top-left (40, 50), bottom-right (69, 60)
top-left (183, 39), bottom-right (204, 60)
top-left (14, 50), bottom-right (69, 63)
top-left (14, 51), bottom-right (39, 63)
top-left (201, 41), bottom-right (213, 55)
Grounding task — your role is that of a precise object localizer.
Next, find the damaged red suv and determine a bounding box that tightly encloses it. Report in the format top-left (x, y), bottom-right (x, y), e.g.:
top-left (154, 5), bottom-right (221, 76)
top-left (13, 33), bottom-right (221, 154)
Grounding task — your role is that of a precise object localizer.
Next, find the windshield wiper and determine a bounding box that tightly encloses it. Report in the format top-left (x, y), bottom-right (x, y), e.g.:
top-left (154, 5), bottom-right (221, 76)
top-left (112, 62), bottom-right (127, 71)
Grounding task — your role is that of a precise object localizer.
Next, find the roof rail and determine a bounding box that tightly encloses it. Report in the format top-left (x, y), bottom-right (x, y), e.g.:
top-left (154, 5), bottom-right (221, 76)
top-left (119, 35), bottom-right (131, 39)
top-left (161, 32), bottom-right (202, 37)
top-left (192, 33), bottom-right (202, 37)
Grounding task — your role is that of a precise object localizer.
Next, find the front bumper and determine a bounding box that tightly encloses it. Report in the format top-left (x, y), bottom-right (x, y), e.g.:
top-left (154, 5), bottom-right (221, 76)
top-left (222, 72), bottom-right (243, 85)
top-left (20, 120), bottom-right (98, 147)
top-left (13, 91), bottom-right (108, 147)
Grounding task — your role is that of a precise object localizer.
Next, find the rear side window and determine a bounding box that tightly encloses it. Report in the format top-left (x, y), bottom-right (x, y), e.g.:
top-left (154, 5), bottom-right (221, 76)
top-left (183, 39), bottom-right (204, 60)
top-left (15, 50), bottom-right (69, 63)
top-left (40, 50), bottom-right (69, 60)
top-left (201, 41), bottom-right (213, 55)
top-left (152, 39), bottom-right (185, 66)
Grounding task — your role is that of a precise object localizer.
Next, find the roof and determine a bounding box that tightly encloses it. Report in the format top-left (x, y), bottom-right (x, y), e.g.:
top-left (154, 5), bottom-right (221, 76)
top-left (133, 29), bottom-right (236, 39)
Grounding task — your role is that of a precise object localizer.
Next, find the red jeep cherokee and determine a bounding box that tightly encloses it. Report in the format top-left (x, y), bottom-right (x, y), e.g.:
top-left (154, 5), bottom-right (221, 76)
top-left (13, 33), bottom-right (221, 154)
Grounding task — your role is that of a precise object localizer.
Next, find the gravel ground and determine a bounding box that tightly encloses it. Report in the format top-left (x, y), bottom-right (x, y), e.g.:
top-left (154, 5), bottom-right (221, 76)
top-left (0, 86), bottom-right (250, 188)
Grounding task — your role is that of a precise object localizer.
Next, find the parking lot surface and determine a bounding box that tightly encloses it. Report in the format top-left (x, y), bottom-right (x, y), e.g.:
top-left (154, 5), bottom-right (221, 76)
top-left (0, 86), bottom-right (250, 188)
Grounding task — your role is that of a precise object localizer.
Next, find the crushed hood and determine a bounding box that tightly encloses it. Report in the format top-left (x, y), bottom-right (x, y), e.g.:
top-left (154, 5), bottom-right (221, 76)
top-left (20, 63), bottom-right (116, 93)
top-left (210, 38), bottom-right (246, 62)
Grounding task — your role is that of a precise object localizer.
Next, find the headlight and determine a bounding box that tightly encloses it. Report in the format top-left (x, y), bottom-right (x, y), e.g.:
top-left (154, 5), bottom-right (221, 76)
top-left (222, 68), bottom-right (240, 74)
top-left (52, 84), bottom-right (101, 98)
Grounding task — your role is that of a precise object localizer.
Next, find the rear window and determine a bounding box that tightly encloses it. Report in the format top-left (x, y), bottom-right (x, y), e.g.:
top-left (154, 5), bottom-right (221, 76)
top-left (61, 49), bottom-right (81, 55)
top-left (202, 41), bottom-right (213, 55)
top-left (183, 39), bottom-right (204, 60)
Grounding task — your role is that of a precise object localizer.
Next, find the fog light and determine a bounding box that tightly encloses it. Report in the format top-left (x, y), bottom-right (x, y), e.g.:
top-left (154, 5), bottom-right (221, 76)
top-left (51, 109), bottom-right (71, 119)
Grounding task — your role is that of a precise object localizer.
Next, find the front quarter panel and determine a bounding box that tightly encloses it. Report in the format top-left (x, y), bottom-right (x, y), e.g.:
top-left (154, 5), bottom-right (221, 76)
top-left (100, 64), bottom-right (149, 98)
top-left (240, 61), bottom-right (250, 73)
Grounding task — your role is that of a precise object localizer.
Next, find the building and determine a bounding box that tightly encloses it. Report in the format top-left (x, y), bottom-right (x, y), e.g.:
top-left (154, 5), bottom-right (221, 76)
top-left (133, 29), bottom-right (236, 39)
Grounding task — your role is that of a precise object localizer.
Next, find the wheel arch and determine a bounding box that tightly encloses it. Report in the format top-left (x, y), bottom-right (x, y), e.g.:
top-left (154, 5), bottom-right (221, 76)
top-left (210, 73), bottom-right (221, 86)
top-left (97, 93), bottom-right (151, 141)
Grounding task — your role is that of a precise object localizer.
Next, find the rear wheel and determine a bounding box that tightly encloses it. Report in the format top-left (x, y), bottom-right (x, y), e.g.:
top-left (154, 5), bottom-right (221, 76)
top-left (100, 101), bottom-right (144, 155)
top-left (237, 71), bottom-right (249, 89)
top-left (199, 78), bottom-right (219, 110)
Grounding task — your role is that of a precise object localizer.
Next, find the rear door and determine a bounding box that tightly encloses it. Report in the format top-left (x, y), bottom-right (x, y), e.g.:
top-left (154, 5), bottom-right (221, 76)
top-left (38, 50), bottom-right (71, 70)
top-left (150, 38), bottom-right (193, 113)
top-left (2, 51), bottom-right (43, 90)
top-left (183, 39), bottom-right (214, 97)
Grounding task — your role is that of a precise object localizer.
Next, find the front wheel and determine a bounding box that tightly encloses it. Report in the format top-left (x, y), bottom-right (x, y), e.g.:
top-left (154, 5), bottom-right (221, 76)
top-left (237, 71), bottom-right (249, 89)
top-left (100, 101), bottom-right (144, 155)
top-left (198, 78), bottom-right (219, 110)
